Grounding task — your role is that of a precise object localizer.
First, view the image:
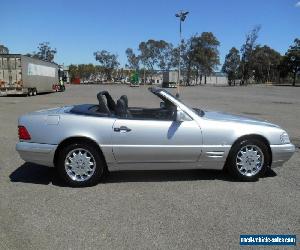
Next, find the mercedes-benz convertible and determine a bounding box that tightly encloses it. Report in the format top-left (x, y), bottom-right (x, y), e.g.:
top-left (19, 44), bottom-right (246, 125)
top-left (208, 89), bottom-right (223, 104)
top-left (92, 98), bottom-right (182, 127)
top-left (16, 87), bottom-right (295, 186)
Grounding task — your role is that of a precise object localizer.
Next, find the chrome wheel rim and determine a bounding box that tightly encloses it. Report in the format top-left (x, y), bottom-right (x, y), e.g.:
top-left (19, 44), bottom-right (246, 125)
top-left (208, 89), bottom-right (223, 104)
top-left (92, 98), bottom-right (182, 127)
top-left (64, 148), bottom-right (96, 182)
top-left (236, 145), bottom-right (264, 177)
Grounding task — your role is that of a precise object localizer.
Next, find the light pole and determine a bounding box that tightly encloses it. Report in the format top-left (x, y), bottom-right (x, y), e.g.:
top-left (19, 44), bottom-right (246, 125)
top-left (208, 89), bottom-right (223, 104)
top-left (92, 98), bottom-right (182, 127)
top-left (290, 56), bottom-right (297, 86)
top-left (175, 10), bottom-right (189, 97)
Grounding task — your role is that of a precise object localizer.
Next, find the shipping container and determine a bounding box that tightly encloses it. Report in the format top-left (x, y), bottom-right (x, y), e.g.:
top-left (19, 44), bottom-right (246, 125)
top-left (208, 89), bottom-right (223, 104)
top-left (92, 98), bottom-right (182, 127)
top-left (0, 54), bottom-right (59, 96)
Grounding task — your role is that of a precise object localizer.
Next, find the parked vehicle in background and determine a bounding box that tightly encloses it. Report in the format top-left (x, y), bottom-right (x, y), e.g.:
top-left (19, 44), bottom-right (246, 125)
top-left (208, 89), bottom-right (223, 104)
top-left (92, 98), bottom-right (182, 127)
top-left (162, 71), bottom-right (178, 88)
top-left (130, 71), bottom-right (140, 87)
top-left (0, 54), bottom-right (63, 96)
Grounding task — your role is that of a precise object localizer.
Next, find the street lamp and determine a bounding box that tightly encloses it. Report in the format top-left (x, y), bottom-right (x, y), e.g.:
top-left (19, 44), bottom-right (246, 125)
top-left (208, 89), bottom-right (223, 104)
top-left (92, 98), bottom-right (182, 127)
top-left (290, 56), bottom-right (297, 86)
top-left (175, 10), bottom-right (189, 97)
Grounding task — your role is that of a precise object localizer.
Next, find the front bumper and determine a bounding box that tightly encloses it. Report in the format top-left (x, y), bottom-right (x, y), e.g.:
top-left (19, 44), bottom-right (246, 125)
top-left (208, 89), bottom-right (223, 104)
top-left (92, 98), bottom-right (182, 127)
top-left (16, 142), bottom-right (57, 167)
top-left (270, 143), bottom-right (295, 168)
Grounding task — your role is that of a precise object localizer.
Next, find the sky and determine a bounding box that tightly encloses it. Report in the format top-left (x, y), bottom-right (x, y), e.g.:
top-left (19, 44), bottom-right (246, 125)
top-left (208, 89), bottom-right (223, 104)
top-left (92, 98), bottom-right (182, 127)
top-left (0, 0), bottom-right (299, 68)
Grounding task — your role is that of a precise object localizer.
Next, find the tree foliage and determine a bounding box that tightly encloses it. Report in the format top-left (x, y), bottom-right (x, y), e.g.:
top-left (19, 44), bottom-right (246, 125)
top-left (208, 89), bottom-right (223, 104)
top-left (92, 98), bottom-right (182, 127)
top-left (192, 32), bottom-right (220, 79)
top-left (222, 47), bottom-right (240, 85)
top-left (94, 50), bottom-right (119, 80)
top-left (251, 45), bottom-right (281, 83)
top-left (69, 64), bottom-right (96, 80)
top-left (31, 42), bottom-right (57, 62)
top-left (0, 44), bottom-right (9, 54)
top-left (281, 38), bottom-right (300, 86)
top-left (183, 32), bottom-right (220, 84)
top-left (138, 39), bottom-right (173, 74)
top-left (125, 48), bottom-right (139, 70)
top-left (240, 25), bottom-right (261, 83)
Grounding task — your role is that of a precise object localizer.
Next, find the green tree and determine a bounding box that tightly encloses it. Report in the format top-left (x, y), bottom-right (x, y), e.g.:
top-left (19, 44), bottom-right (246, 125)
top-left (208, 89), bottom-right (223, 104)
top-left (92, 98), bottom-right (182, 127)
top-left (240, 25), bottom-right (261, 83)
top-left (125, 48), bottom-right (139, 70)
top-left (251, 45), bottom-right (281, 83)
top-left (158, 42), bottom-right (174, 71)
top-left (185, 32), bottom-right (220, 84)
top-left (69, 64), bottom-right (98, 82)
top-left (222, 47), bottom-right (240, 85)
top-left (94, 50), bottom-right (119, 81)
top-left (78, 64), bottom-right (95, 81)
top-left (138, 39), bottom-right (172, 82)
top-left (0, 44), bottom-right (9, 54)
top-left (283, 38), bottom-right (300, 86)
top-left (32, 42), bottom-right (57, 62)
top-left (180, 38), bottom-right (195, 85)
top-left (68, 64), bottom-right (79, 80)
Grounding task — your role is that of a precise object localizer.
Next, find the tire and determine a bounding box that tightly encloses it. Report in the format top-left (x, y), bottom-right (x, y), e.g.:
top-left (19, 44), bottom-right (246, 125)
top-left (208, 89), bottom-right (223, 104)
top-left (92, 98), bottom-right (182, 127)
top-left (28, 89), bottom-right (33, 96)
top-left (227, 139), bottom-right (270, 181)
top-left (57, 142), bottom-right (105, 187)
top-left (33, 88), bottom-right (37, 96)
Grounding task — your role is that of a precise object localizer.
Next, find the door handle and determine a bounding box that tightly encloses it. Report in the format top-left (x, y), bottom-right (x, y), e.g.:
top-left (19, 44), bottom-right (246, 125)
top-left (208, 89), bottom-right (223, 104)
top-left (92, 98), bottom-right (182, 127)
top-left (114, 126), bottom-right (131, 132)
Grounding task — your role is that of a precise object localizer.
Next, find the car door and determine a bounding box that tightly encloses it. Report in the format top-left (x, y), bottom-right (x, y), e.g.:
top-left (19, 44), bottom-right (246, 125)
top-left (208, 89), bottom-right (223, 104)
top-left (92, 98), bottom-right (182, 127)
top-left (111, 117), bottom-right (202, 165)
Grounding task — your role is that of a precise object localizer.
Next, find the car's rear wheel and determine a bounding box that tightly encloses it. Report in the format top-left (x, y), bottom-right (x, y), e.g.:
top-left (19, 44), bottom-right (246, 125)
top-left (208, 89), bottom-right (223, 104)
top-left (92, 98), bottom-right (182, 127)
top-left (57, 142), bottom-right (104, 187)
top-left (227, 139), bottom-right (270, 181)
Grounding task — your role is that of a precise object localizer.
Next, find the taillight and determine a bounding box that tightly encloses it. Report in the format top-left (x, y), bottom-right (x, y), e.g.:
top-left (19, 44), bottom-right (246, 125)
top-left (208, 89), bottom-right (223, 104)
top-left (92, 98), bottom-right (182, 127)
top-left (18, 126), bottom-right (31, 140)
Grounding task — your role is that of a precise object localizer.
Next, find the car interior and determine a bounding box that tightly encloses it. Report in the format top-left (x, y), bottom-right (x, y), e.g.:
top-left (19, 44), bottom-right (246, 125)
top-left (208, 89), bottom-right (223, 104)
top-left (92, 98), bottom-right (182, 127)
top-left (70, 90), bottom-right (176, 121)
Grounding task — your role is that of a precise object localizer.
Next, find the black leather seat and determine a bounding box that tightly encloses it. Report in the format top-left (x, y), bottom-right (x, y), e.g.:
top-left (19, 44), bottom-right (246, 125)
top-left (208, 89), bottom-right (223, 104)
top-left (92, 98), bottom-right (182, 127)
top-left (120, 95), bottom-right (128, 108)
top-left (102, 91), bottom-right (116, 112)
top-left (115, 98), bottom-right (131, 118)
top-left (96, 93), bottom-right (111, 114)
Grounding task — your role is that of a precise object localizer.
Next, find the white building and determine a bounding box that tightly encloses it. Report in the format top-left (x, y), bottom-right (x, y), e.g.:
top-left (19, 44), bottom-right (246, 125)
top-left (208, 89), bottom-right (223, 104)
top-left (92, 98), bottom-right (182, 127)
top-left (201, 72), bottom-right (228, 85)
top-left (162, 70), bottom-right (228, 86)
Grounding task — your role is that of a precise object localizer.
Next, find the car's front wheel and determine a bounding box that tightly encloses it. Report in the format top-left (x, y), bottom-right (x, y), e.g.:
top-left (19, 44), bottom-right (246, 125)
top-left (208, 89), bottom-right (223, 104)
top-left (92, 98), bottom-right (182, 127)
top-left (57, 143), bottom-right (104, 187)
top-left (227, 139), bottom-right (270, 181)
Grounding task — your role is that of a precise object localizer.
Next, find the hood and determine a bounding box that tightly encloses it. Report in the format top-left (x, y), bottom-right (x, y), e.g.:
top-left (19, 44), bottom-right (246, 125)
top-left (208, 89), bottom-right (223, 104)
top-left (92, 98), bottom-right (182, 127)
top-left (203, 111), bottom-right (279, 128)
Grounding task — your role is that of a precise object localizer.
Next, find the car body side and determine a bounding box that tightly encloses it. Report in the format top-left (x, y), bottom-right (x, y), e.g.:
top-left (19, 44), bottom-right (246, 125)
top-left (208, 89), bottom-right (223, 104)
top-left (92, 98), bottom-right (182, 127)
top-left (16, 91), bottom-right (295, 171)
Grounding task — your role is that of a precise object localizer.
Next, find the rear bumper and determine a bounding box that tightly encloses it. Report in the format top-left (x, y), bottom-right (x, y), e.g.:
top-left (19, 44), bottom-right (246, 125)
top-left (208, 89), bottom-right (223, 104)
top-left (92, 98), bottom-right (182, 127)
top-left (271, 144), bottom-right (295, 168)
top-left (16, 142), bottom-right (57, 167)
top-left (0, 88), bottom-right (25, 96)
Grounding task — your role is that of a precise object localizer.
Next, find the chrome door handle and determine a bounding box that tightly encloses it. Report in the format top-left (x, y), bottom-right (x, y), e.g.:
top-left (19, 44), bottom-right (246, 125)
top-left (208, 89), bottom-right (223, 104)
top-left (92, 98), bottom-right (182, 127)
top-left (114, 126), bottom-right (131, 132)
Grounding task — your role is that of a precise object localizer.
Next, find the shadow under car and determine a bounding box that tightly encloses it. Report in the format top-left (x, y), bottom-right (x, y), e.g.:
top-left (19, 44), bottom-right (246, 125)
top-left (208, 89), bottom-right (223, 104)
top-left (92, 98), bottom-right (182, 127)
top-left (9, 163), bottom-right (277, 187)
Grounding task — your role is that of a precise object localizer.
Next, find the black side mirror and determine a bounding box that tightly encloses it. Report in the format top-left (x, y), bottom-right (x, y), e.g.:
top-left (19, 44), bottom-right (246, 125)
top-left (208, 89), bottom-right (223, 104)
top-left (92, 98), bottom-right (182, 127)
top-left (160, 102), bottom-right (165, 108)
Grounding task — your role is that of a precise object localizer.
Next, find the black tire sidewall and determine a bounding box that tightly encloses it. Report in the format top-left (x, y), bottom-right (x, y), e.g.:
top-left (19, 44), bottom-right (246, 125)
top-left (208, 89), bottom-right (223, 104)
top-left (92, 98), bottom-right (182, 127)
top-left (228, 139), bottom-right (269, 181)
top-left (57, 143), bottom-right (104, 187)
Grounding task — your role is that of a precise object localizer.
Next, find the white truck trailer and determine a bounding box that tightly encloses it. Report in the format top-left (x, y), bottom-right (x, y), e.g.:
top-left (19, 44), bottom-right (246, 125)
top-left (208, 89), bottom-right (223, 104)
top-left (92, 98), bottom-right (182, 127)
top-left (162, 71), bottom-right (178, 88)
top-left (0, 54), bottom-right (60, 96)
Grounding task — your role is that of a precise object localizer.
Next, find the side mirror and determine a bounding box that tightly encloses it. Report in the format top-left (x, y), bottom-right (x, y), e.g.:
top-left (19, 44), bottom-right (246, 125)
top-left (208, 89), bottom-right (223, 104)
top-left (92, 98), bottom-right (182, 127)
top-left (175, 109), bottom-right (192, 122)
top-left (160, 102), bottom-right (165, 108)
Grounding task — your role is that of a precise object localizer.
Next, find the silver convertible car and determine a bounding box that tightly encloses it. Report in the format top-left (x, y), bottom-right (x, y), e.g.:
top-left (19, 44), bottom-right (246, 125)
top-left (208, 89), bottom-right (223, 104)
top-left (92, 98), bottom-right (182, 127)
top-left (16, 87), bottom-right (295, 186)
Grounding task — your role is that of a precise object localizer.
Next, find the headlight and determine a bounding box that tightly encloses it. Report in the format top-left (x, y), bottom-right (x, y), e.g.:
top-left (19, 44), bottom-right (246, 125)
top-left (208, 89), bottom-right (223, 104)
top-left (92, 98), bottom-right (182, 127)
top-left (280, 132), bottom-right (290, 144)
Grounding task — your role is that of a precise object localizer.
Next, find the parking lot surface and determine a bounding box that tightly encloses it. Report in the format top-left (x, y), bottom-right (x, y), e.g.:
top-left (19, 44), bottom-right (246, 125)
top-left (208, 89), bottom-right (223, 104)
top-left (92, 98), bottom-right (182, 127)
top-left (0, 84), bottom-right (299, 249)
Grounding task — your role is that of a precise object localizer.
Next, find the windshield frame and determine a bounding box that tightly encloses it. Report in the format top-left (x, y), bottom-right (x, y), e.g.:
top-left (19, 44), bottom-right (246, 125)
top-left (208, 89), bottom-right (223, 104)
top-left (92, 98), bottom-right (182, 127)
top-left (149, 87), bottom-right (205, 117)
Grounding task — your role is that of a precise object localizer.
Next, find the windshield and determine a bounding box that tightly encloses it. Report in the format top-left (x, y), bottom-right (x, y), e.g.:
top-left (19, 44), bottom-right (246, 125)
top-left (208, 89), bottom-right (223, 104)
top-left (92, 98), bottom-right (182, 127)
top-left (158, 89), bottom-right (205, 117)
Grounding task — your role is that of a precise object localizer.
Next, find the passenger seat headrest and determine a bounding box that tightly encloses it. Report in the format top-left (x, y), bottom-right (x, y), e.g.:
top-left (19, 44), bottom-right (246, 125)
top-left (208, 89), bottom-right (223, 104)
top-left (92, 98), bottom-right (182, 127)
top-left (120, 95), bottom-right (128, 108)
